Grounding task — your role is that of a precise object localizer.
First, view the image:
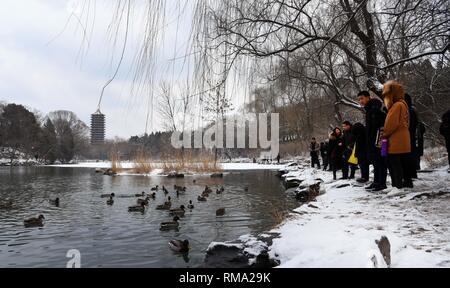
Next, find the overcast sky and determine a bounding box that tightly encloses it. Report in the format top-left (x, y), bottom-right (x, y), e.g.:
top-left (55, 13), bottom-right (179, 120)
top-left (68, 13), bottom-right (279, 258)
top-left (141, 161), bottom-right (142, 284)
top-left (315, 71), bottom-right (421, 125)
top-left (0, 0), bottom-right (198, 139)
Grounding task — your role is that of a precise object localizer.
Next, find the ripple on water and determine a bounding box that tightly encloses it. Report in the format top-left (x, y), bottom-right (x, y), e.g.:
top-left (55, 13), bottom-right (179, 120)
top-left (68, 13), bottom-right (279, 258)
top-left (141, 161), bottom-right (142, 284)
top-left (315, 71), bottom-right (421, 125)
top-left (0, 167), bottom-right (296, 267)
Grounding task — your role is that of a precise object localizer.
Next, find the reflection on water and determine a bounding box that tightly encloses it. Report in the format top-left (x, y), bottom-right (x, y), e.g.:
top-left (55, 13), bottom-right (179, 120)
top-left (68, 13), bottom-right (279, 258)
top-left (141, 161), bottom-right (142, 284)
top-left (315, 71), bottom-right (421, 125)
top-left (0, 167), bottom-right (295, 268)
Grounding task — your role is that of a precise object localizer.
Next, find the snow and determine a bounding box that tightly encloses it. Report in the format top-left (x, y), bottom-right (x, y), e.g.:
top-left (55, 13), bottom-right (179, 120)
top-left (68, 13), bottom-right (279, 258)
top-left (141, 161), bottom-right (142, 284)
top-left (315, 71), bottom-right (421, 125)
top-left (270, 166), bottom-right (450, 268)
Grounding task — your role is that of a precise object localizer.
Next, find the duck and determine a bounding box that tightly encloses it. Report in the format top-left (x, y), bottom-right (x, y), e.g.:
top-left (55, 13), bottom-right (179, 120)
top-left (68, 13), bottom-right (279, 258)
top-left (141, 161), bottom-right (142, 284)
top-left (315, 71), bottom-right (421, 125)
top-left (160, 216), bottom-right (180, 231)
top-left (244, 186), bottom-right (249, 192)
top-left (169, 239), bottom-right (190, 253)
top-left (107, 196), bottom-right (114, 206)
top-left (101, 193), bottom-right (115, 199)
top-left (128, 202), bottom-right (146, 213)
top-left (216, 208), bottom-right (226, 216)
top-left (151, 185), bottom-right (159, 192)
top-left (170, 205), bottom-right (186, 217)
top-left (198, 195), bottom-right (207, 202)
top-left (187, 200), bottom-right (194, 210)
top-left (24, 215), bottom-right (45, 228)
top-left (0, 200), bottom-right (13, 209)
top-left (50, 198), bottom-right (60, 207)
top-left (137, 196), bottom-right (151, 206)
top-left (174, 185), bottom-right (187, 192)
top-left (204, 186), bottom-right (213, 194)
top-left (156, 197), bottom-right (172, 210)
top-left (163, 186), bottom-right (169, 195)
top-left (149, 192), bottom-right (156, 199)
top-left (135, 192), bottom-right (146, 198)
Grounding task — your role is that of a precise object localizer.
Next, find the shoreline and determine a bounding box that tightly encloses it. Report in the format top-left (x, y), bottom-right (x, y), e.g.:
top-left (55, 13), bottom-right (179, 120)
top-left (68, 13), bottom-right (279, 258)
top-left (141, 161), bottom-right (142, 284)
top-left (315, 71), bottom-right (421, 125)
top-left (207, 163), bottom-right (450, 268)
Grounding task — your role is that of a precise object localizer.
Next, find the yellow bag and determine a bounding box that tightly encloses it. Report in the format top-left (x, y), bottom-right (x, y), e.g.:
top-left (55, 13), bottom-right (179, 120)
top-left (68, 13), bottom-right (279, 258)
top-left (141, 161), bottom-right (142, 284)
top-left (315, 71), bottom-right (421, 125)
top-left (348, 144), bottom-right (359, 165)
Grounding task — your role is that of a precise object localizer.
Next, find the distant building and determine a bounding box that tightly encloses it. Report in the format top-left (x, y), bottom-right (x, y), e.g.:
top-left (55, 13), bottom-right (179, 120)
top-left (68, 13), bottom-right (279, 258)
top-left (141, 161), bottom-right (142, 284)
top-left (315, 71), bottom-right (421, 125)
top-left (90, 109), bottom-right (105, 145)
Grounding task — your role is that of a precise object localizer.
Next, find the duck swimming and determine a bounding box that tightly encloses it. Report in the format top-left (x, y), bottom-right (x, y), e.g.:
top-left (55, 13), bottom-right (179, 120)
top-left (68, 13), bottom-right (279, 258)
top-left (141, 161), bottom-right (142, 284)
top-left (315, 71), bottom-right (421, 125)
top-left (169, 240), bottom-right (190, 253)
top-left (24, 215), bottom-right (45, 228)
top-left (151, 185), bottom-right (159, 192)
top-left (49, 198), bottom-right (60, 207)
top-left (137, 197), bottom-right (151, 206)
top-left (135, 192), bottom-right (146, 197)
top-left (174, 185), bottom-right (186, 192)
top-left (0, 200), bottom-right (13, 210)
top-left (107, 196), bottom-right (114, 206)
top-left (156, 197), bottom-right (172, 210)
top-left (187, 200), bottom-right (194, 210)
top-left (170, 205), bottom-right (186, 217)
top-left (216, 208), bottom-right (226, 216)
top-left (149, 192), bottom-right (156, 199)
top-left (160, 216), bottom-right (180, 231)
top-left (128, 202), bottom-right (146, 213)
top-left (197, 195), bottom-right (207, 202)
top-left (162, 186), bottom-right (169, 195)
top-left (204, 186), bottom-right (213, 194)
top-left (101, 193), bottom-right (115, 199)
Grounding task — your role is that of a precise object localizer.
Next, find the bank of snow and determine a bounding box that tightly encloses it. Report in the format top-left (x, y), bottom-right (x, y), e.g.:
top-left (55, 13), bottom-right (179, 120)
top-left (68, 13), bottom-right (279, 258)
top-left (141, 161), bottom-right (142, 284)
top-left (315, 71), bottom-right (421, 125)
top-left (270, 167), bottom-right (450, 268)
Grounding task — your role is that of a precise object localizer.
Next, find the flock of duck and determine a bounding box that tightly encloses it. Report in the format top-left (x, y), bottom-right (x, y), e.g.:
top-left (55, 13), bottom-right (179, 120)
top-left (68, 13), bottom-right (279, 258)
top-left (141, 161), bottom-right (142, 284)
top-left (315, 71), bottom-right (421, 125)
top-left (22, 183), bottom-right (228, 254)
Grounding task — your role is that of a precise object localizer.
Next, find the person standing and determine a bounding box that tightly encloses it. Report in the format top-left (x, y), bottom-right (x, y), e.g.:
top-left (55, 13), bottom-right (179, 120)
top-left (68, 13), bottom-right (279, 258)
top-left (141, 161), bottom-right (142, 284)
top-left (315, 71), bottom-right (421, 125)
top-left (383, 81), bottom-right (412, 189)
top-left (310, 138), bottom-right (321, 169)
top-left (416, 121), bottom-right (426, 171)
top-left (329, 128), bottom-right (344, 180)
top-left (320, 141), bottom-right (330, 171)
top-left (405, 94), bottom-right (419, 179)
top-left (341, 121), bottom-right (357, 179)
top-left (440, 110), bottom-right (450, 172)
top-left (357, 91), bottom-right (388, 192)
top-left (352, 123), bottom-right (369, 183)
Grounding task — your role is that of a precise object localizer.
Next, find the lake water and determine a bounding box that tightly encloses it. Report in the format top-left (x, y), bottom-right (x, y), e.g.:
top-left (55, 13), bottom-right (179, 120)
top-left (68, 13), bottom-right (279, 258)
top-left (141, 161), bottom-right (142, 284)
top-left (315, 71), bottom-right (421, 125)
top-left (0, 167), bottom-right (296, 268)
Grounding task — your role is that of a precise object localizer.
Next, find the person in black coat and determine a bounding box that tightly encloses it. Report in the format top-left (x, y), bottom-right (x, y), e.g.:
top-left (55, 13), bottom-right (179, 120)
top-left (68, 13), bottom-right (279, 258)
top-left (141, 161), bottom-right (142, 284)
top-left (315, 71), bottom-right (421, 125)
top-left (341, 121), bottom-right (357, 179)
top-left (352, 123), bottom-right (369, 183)
top-left (405, 94), bottom-right (418, 180)
top-left (440, 110), bottom-right (450, 171)
top-left (416, 121), bottom-right (426, 170)
top-left (310, 138), bottom-right (321, 169)
top-left (357, 91), bottom-right (388, 191)
top-left (320, 141), bottom-right (330, 171)
top-left (329, 128), bottom-right (344, 180)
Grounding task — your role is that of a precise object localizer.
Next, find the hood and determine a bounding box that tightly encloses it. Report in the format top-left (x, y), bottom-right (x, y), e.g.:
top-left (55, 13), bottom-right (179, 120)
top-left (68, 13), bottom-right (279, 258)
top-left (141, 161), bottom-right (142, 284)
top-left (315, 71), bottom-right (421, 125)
top-left (365, 98), bottom-right (383, 112)
top-left (383, 80), bottom-right (405, 109)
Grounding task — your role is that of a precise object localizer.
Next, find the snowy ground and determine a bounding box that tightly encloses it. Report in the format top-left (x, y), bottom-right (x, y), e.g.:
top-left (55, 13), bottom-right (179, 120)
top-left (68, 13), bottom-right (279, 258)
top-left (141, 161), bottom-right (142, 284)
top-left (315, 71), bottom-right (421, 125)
top-left (269, 167), bottom-right (450, 268)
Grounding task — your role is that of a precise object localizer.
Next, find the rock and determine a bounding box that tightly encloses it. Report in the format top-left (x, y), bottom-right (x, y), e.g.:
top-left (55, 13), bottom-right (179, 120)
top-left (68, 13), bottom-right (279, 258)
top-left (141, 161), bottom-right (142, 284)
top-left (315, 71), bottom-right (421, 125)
top-left (168, 172), bottom-right (185, 178)
top-left (203, 236), bottom-right (279, 268)
top-left (203, 244), bottom-right (251, 268)
top-left (295, 183), bottom-right (321, 203)
top-left (375, 236), bottom-right (391, 267)
top-left (211, 173), bottom-right (224, 178)
top-left (336, 184), bottom-right (351, 189)
top-left (283, 179), bottom-right (303, 189)
top-left (411, 191), bottom-right (448, 200)
top-left (103, 169), bottom-right (117, 176)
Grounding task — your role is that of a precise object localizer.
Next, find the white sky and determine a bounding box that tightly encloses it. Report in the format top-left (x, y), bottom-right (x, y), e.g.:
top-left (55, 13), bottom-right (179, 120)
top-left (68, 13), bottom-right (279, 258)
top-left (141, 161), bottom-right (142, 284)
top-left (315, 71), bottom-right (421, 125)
top-left (0, 0), bottom-right (203, 139)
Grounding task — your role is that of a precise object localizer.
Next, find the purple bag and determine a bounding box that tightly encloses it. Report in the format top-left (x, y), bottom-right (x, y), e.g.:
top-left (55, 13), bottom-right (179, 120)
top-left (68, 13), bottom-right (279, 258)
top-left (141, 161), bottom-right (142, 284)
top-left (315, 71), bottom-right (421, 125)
top-left (381, 139), bottom-right (389, 157)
